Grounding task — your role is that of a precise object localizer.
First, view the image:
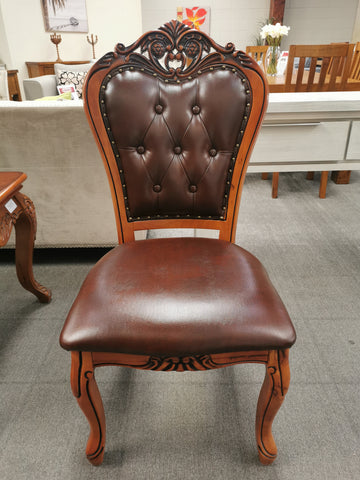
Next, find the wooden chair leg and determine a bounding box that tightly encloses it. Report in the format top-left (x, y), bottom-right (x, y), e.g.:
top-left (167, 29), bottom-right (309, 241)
top-left (261, 173), bottom-right (269, 180)
top-left (272, 172), bottom-right (279, 198)
top-left (306, 171), bottom-right (314, 180)
top-left (71, 351), bottom-right (106, 466)
top-left (255, 349), bottom-right (290, 465)
top-left (13, 193), bottom-right (51, 303)
top-left (319, 171), bottom-right (329, 199)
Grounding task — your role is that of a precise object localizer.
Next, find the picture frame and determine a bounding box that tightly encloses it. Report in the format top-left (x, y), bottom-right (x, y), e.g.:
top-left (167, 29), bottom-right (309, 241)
top-left (41, 0), bottom-right (88, 33)
top-left (176, 7), bottom-right (211, 35)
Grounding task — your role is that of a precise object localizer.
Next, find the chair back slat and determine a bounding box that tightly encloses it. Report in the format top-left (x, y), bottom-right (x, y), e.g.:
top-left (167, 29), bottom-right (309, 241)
top-left (350, 42), bottom-right (360, 80)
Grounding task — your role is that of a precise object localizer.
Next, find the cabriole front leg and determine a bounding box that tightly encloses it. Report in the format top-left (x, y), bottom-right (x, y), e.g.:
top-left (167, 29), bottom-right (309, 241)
top-left (255, 349), bottom-right (290, 465)
top-left (71, 351), bottom-right (106, 466)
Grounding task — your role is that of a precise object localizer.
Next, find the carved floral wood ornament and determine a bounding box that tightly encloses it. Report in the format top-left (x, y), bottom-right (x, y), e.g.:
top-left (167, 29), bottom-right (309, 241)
top-left (98, 20), bottom-right (253, 78)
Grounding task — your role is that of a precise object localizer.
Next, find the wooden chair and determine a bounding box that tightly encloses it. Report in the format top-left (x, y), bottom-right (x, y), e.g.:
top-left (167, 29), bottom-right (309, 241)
top-left (0, 171), bottom-right (51, 302)
top-left (349, 42), bottom-right (360, 80)
top-left (60, 21), bottom-right (296, 466)
top-left (246, 45), bottom-right (269, 69)
top-left (271, 43), bottom-right (355, 199)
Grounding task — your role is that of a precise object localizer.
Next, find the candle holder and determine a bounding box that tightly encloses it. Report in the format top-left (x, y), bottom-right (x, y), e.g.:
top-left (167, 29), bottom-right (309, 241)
top-left (50, 33), bottom-right (63, 62)
top-left (87, 34), bottom-right (98, 60)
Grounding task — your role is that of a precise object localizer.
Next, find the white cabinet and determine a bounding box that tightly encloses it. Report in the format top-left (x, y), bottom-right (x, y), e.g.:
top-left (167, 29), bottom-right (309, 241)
top-left (251, 121), bottom-right (349, 166)
top-left (346, 121), bottom-right (360, 160)
top-left (248, 92), bottom-right (360, 173)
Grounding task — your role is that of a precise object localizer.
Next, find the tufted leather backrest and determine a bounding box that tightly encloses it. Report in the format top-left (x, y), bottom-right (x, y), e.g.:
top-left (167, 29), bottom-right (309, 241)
top-left (84, 21), bottom-right (268, 243)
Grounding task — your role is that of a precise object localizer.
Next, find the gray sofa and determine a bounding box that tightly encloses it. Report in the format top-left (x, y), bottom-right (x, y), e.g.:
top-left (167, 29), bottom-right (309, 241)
top-left (23, 62), bottom-right (92, 100)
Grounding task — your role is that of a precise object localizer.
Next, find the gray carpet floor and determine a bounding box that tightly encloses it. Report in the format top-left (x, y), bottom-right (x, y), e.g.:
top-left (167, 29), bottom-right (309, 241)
top-left (1, 171), bottom-right (359, 480)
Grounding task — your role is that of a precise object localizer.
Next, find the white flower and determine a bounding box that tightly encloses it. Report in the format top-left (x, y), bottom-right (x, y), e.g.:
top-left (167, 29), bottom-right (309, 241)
top-left (260, 22), bottom-right (290, 46)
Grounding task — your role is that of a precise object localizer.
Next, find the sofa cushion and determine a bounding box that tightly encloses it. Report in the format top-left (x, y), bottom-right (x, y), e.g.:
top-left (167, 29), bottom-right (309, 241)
top-left (56, 70), bottom-right (87, 99)
top-left (54, 63), bottom-right (91, 99)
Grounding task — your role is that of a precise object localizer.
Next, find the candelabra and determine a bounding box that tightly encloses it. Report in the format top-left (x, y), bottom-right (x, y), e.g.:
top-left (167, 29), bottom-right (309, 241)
top-left (50, 33), bottom-right (62, 62)
top-left (87, 34), bottom-right (98, 60)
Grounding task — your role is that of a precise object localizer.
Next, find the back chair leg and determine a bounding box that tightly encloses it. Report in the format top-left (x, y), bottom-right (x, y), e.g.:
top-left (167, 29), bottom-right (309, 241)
top-left (272, 173), bottom-right (279, 198)
top-left (255, 349), bottom-right (290, 465)
top-left (319, 171), bottom-right (329, 198)
top-left (70, 352), bottom-right (106, 466)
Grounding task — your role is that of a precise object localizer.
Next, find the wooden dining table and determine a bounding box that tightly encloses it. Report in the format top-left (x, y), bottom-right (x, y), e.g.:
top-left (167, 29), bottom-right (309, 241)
top-left (266, 73), bottom-right (360, 93)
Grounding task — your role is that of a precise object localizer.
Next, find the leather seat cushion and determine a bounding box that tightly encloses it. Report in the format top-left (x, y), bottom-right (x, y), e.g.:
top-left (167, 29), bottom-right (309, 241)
top-left (60, 237), bottom-right (296, 355)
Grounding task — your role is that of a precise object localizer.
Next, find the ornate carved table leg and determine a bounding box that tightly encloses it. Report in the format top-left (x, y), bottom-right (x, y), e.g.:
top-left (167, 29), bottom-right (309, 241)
top-left (12, 192), bottom-right (51, 303)
top-left (71, 352), bottom-right (106, 466)
top-left (255, 349), bottom-right (291, 465)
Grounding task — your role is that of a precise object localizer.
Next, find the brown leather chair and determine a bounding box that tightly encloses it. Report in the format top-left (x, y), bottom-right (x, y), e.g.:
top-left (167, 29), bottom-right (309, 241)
top-left (0, 171), bottom-right (51, 302)
top-left (60, 21), bottom-right (296, 466)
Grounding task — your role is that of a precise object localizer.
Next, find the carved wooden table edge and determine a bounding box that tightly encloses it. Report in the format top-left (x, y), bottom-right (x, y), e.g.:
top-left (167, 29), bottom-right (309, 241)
top-left (0, 172), bottom-right (51, 303)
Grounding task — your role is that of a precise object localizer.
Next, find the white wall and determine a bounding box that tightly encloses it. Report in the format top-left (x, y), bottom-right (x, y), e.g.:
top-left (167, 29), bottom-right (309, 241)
top-left (141, 0), bottom-right (360, 51)
top-left (282, 0), bottom-right (359, 50)
top-left (141, 0), bottom-right (269, 50)
top-left (0, 0), bottom-right (142, 97)
top-left (352, 0), bottom-right (360, 41)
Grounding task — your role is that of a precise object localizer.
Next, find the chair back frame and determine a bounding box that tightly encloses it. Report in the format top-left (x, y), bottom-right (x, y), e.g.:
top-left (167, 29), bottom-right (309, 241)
top-left (84, 21), bottom-right (268, 244)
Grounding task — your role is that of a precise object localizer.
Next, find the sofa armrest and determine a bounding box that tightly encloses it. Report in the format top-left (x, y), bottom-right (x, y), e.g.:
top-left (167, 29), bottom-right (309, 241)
top-left (23, 75), bottom-right (57, 100)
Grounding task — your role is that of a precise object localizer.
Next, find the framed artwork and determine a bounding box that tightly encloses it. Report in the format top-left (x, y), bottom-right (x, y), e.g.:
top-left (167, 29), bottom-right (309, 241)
top-left (41, 0), bottom-right (88, 33)
top-left (176, 7), bottom-right (210, 35)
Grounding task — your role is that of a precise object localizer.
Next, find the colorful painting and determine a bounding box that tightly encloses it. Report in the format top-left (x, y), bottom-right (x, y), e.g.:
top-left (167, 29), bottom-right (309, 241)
top-left (41, 0), bottom-right (88, 33)
top-left (177, 7), bottom-right (210, 35)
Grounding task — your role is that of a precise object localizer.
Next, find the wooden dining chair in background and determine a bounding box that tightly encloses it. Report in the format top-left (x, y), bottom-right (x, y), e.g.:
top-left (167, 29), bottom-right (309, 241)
top-left (246, 45), bottom-right (269, 70)
top-left (270, 42), bottom-right (355, 199)
top-left (59, 21), bottom-right (296, 466)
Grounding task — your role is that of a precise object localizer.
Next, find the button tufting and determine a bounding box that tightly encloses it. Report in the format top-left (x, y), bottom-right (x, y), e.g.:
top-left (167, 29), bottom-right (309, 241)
top-left (209, 148), bottom-right (217, 157)
top-left (192, 105), bottom-right (201, 114)
top-left (174, 146), bottom-right (182, 154)
top-left (155, 104), bottom-right (163, 114)
top-left (189, 184), bottom-right (197, 193)
top-left (137, 146), bottom-right (145, 154)
top-left (153, 184), bottom-right (162, 193)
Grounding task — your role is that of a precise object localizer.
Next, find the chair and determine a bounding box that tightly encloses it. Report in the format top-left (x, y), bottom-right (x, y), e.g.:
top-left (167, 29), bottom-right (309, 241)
top-left (246, 45), bottom-right (269, 69)
top-left (59, 21), bottom-right (296, 466)
top-left (349, 42), bottom-right (360, 80)
top-left (271, 43), bottom-right (355, 199)
top-left (0, 171), bottom-right (51, 302)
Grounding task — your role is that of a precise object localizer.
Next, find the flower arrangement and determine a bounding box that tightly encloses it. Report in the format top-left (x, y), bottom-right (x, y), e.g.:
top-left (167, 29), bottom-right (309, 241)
top-left (260, 23), bottom-right (290, 75)
top-left (260, 22), bottom-right (290, 47)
